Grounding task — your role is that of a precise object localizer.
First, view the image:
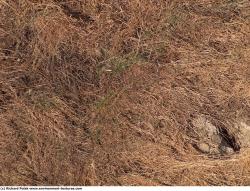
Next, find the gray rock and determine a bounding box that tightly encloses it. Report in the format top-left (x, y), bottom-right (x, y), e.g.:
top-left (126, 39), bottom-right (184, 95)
top-left (209, 147), bottom-right (221, 154)
top-left (218, 138), bottom-right (235, 154)
top-left (197, 143), bottom-right (210, 153)
top-left (235, 120), bottom-right (250, 148)
top-left (219, 145), bottom-right (234, 154)
top-left (192, 115), bottom-right (250, 155)
top-left (192, 115), bottom-right (221, 145)
top-left (158, 119), bottom-right (166, 128)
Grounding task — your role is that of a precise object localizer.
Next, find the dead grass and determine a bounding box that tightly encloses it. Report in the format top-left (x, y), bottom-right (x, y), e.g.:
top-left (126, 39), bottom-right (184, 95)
top-left (0, 0), bottom-right (250, 186)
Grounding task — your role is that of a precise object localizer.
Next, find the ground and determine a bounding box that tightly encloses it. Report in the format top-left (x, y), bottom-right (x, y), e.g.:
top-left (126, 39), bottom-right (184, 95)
top-left (0, 0), bottom-right (250, 186)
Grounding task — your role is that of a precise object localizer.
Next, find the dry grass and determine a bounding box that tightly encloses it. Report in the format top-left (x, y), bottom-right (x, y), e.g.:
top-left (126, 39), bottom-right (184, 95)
top-left (0, 0), bottom-right (250, 186)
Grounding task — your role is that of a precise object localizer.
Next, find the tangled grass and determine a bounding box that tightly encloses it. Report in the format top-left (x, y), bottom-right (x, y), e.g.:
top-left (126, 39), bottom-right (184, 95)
top-left (0, 0), bottom-right (250, 185)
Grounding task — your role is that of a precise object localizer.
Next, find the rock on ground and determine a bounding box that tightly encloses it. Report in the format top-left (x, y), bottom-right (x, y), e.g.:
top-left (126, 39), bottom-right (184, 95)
top-left (234, 119), bottom-right (250, 148)
top-left (192, 115), bottom-right (235, 155)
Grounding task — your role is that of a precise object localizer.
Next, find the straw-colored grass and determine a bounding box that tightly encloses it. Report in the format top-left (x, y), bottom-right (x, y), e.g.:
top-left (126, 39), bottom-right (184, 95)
top-left (0, 0), bottom-right (249, 186)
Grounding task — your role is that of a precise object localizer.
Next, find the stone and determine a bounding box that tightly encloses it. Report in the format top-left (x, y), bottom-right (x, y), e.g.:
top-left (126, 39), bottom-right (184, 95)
top-left (220, 146), bottom-right (234, 154)
top-left (235, 120), bottom-right (250, 148)
top-left (197, 143), bottom-right (210, 153)
top-left (158, 119), bottom-right (166, 128)
top-left (211, 134), bottom-right (222, 144)
top-left (209, 147), bottom-right (221, 154)
top-left (191, 115), bottom-right (249, 156)
top-left (218, 137), bottom-right (235, 154)
top-left (192, 116), bottom-right (218, 136)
